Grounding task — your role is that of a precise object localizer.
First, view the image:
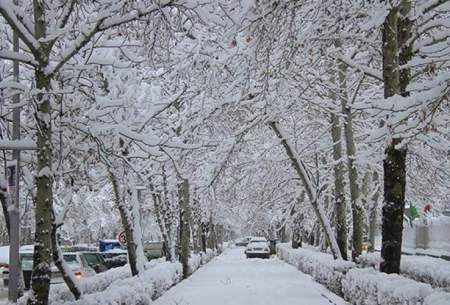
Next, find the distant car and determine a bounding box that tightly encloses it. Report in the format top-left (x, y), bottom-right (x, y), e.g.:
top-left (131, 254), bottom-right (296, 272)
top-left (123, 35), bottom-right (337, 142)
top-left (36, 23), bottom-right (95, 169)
top-left (101, 248), bottom-right (128, 269)
top-left (235, 238), bottom-right (248, 247)
top-left (249, 237), bottom-right (267, 243)
top-left (245, 239), bottom-right (270, 259)
top-left (143, 241), bottom-right (165, 261)
top-left (99, 239), bottom-right (122, 252)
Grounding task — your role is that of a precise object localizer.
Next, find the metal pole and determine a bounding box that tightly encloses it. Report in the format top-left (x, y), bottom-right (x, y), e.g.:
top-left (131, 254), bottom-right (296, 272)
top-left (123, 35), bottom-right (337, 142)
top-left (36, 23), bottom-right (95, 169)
top-left (8, 10), bottom-right (22, 300)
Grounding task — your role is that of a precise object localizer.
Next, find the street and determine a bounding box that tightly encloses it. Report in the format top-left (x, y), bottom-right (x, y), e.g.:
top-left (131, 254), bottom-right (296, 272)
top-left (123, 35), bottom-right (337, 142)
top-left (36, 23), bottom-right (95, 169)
top-left (152, 247), bottom-right (348, 305)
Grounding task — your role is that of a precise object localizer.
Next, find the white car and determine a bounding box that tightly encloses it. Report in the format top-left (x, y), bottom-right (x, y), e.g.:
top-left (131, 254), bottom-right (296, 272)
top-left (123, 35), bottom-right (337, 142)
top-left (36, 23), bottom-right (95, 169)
top-left (1, 245), bottom-right (99, 289)
top-left (245, 239), bottom-right (270, 259)
top-left (249, 237), bottom-right (267, 243)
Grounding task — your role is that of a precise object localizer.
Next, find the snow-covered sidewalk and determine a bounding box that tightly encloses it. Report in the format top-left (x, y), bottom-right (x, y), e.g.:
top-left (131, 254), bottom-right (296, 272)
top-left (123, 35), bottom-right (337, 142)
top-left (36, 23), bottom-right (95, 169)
top-left (152, 247), bottom-right (347, 305)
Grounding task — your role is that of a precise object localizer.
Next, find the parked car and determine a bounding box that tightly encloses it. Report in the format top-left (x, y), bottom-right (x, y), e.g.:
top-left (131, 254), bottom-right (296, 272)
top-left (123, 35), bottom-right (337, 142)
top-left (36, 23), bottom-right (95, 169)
top-left (99, 239), bottom-right (123, 252)
top-left (143, 241), bottom-right (165, 260)
top-left (245, 238), bottom-right (270, 259)
top-left (1, 245), bottom-right (107, 290)
top-left (19, 246), bottom-right (97, 289)
top-left (76, 252), bottom-right (108, 273)
top-left (235, 238), bottom-right (248, 247)
top-left (101, 248), bottom-right (128, 269)
top-left (235, 236), bottom-right (252, 247)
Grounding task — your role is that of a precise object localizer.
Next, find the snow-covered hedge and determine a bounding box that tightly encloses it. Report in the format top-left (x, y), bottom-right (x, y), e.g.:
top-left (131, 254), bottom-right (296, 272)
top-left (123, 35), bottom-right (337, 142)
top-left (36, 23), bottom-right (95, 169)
top-left (358, 252), bottom-right (450, 291)
top-left (188, 249), bottom-right (217, 275)
top-left (343, 268), bottom-right (450, 305)
top-left (278, 244), bottom-right (450, 305)
top-left (343, 268), bottom-right (433, 305)
top-left (277, 243), bottom-right (355, 295)
top-left (424, 292), bottom-right (450, 305)
top-left (62, 261), bottom-right (182, 305)
top-left (201, 248), bottom-right (216, 265)
top-left (49, 258), bottom-right (165, 303)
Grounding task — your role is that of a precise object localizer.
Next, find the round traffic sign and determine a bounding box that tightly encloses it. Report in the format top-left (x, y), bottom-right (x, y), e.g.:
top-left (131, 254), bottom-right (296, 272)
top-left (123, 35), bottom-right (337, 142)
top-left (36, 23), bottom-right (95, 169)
top-left (118, 231), bottom-right (127, 245)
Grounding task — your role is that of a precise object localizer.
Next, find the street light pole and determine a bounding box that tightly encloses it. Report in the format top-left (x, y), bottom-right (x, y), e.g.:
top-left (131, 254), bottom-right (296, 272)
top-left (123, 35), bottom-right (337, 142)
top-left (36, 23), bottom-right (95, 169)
top-left (8, 10), bottom-right (22, 300)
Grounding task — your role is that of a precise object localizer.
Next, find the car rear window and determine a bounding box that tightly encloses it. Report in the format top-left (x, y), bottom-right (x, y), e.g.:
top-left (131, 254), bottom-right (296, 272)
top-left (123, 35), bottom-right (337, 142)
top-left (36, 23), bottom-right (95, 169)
top-left (63, 254), bottom-right (78, 266)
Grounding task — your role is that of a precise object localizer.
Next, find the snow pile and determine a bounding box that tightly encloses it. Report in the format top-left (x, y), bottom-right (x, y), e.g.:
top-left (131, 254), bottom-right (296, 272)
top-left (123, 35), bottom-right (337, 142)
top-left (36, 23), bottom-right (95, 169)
top-left (62, 261), bottom-right (182, 305)
top-left (358, 253), bottom-right (450, 290)
top-left (343, 268), bottom-right (436, 305)
top-left (277, 243), bottom-right (355, 295)
top-left (49, 258), bottom-right (165, 302)
top-left (188, 249), bottom-right (217, 275)
top-left (188, 253), bottom-right (202, 275)
top-left (424, 292), bottom-right (450, 305)
top-left (357, 252), bottom-right (383, 268)
top-left (401, 256), bottom-right (450, 291)
top-left (201, 248), bottom-right (217, 265)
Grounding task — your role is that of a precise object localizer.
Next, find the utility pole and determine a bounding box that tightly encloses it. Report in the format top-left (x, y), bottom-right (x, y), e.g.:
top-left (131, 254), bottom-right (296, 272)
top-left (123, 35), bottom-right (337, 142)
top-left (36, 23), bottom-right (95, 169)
top-left (7, 10), bottom-right (22, 300)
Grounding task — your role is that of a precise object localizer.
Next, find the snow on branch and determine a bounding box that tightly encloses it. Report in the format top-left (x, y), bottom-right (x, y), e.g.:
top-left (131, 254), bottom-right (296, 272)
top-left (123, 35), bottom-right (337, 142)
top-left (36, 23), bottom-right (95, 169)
top-left (47, 0), bottom-right (180, 76)
top-left (0, 49), bottom-right (37, 66)
top-left (0, 0), bottom-right (40, 55)
top-left (0, 139), bottom-right (37, 150)
top-left (335, 54), bottom-right (383, 81)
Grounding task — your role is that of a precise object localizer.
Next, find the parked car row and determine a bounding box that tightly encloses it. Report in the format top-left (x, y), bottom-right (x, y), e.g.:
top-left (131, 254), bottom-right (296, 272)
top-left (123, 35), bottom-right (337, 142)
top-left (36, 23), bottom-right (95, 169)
top-left (0, 239), bottom-right (168, 289)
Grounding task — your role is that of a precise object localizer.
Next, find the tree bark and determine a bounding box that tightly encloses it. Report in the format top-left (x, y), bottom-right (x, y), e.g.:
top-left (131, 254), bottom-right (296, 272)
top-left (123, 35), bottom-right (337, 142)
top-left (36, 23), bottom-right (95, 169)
top-left (330, 112), bottom-right (348, 260)
top-left (30, 56), bottom-right (54, 305)
top-left (200, 222), bottom-right (207, 253)
top-left (51, 221), bottom-right (81, 300)
top-left (109, 171), bottom-right (139, 276)
top-left (291, 194), bottom-right (304, 249)
top-left (178, 178), bottom-right (191, 278)
top-left (368, 171), bottom-right (379, 252)
top-left (380, 0), bottom-right (411, 274)
top-left (339, 62), bottom-right (363, 261)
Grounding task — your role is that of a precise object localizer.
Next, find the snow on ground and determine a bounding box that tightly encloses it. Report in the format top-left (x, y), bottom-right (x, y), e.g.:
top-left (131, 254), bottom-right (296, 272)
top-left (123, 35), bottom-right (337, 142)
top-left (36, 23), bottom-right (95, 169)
top-left (152, 247), bottom-right (348, 305)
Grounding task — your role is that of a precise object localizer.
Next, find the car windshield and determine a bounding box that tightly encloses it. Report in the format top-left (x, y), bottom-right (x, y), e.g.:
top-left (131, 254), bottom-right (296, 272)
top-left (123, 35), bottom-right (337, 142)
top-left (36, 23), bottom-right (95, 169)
top-left (83, 253), bottom-right (102, 266)
top-left (248, 242), bottom-right (267, 248)
top-left (251, 237), bottom-right (266, 242)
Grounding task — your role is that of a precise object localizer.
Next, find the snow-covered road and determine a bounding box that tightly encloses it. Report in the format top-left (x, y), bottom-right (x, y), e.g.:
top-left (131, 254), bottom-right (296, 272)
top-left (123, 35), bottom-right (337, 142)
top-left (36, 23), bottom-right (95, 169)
top-left (152, 247), bottom-right (348, 305)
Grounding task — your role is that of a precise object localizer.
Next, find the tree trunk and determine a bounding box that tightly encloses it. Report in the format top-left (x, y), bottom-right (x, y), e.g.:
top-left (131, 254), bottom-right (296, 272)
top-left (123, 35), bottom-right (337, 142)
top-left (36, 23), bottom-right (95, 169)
top-left (330, 113), bottom-right (348, 259)
top-left (51, 221), bottom-right (81, 300)
top-left (179, 178), bottom-right (191, 278)
top-left (207, 217), bottom-right (217, 250)
top-left (380, 0), bottom-right (411, 274)
top-left (109, 171), bottom-right (139, 276)
top-left (0, 192), bottom-right (10, 238)
top-left (339, 63), bottom-right (363, 260)
top-left (268, 121), bottom-right (342, 259)
top-left (368, 171), bottom-right (379, 252)
top-left (149, 182), bottom-right (172, 261)
top-left (201, 222), bottom-right (207, 252)
top-left (29, 71), bottom-right (54, 305)
top-left (291, 193), bottom-right (305, 249)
